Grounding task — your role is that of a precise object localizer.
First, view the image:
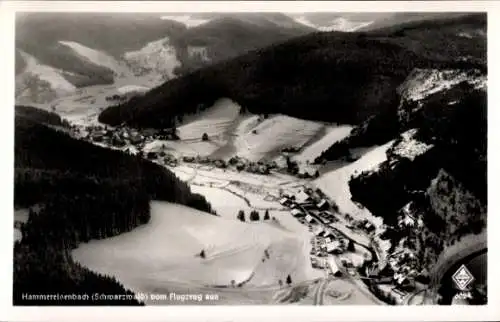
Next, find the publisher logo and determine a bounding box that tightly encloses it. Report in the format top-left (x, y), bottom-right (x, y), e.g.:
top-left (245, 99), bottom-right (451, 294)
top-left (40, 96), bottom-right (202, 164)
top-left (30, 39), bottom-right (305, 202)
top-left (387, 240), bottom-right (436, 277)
top-left (452, 264), bottom-right (475, 291)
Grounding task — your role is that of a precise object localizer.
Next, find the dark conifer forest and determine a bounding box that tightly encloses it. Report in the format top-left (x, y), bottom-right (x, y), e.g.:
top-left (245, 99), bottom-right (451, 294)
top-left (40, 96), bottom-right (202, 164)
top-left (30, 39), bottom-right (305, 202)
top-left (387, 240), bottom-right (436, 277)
top-left (14, 108), bottom-right (214, 305)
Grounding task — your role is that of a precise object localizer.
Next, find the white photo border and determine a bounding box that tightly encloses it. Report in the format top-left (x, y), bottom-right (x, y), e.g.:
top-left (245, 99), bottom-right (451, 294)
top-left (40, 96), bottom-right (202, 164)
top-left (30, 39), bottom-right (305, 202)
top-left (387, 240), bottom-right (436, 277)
top-left (1, 1), bottom-right (498, 321)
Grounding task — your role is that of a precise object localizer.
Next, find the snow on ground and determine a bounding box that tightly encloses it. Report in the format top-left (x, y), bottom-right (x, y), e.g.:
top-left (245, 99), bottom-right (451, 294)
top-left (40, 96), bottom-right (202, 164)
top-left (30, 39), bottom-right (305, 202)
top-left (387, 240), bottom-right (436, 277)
top-left (294, 125), bottom-right (353, 164)
top-left (160, 15), bottom-right (210, 28)
top-left (117, 85), bottom-right (150, 94)
top-left (138, 101), bottom-right (331, 162)
top-left (123, 37), bottom-right (180, 80)
top-left (145, 139), bottom-right (221, 157)
top-left (234, 115), bottom-right (324, 161)
top-left (392, 129), bottom-right (434, 161)
top-left (72, 201), bottom-right (316, 303)
top-left (398, 68), bottom-right (486, 103)
top-left (48, 84), bottom-right (119, 124)
top-left (18, 51), bottom-right (76, 95)
top-left (234, 115), bottom-right (261, 136)
top-left (178, 98), bottom-right (241, 140)
top-left (321, 279), bottom-right (378, 305)
top-left (293, 16), bottom-right (373, 32)
top-left (190, 185), bottom-right (252, 219)
top-left (58, 41), bottom-right (122, 74)
top-left (314, 142), bottom-right (394, 225)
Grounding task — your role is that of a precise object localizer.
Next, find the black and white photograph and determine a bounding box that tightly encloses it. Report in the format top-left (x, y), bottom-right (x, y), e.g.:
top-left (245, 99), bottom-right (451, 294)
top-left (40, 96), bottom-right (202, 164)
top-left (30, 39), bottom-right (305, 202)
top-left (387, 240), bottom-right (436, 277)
top-left (2, 1), bottom-right (494, 318)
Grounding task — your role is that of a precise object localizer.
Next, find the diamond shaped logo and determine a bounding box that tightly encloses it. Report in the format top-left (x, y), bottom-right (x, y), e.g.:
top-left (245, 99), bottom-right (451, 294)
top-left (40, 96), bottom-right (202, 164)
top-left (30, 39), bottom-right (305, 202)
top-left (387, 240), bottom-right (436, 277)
top-left (452, 264), bottom-right (475, 291)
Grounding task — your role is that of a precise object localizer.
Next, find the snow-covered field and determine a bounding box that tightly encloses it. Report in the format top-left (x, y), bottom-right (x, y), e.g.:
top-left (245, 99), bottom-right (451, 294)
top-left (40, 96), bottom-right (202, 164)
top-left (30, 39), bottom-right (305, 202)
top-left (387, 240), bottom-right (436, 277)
top-left (177, 98), bottom-right (241, 140)
top-left (233, 115), bottom-right (325, 161)
top-left (190, 185), bottom-right (252, 219)
top-left (117, 85), bottom-right (150, 94)
top-left (314, 142), bottom-right (394, 226)
top-left (144, 139), bottom-right (221, 158)
top-left (177, 103), bottom-right (331, 162)
top-left (16, 50), bottom-right (76, 100)
top-left (294, 125), bottom-right (353, 164)
top-left (72, 201), bottom-right (319, 304)
top-left (58, 41), bottom-right (122, 75)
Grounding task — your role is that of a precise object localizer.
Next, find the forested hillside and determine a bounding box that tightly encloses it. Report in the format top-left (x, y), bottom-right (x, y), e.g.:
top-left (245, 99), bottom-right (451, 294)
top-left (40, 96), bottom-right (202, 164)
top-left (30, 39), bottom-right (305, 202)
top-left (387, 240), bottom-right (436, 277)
top-left (14, 108), bottom-right (214, 305)
top-left (98, 14), bottom-right (485, 128)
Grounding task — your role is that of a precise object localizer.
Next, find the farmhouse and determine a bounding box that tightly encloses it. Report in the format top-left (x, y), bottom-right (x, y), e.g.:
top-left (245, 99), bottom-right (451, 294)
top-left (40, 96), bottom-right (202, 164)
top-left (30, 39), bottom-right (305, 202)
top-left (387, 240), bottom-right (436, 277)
top-left (317, 199), bottom-right (330, 210)
top-left (313, 227), bottom-right (324, 236)
top-left (296, 190), bottom-right (312, 204)
top-left (325, 241), bottom-right (342, 254)
top-left (327, 257), bottom-right (342, 276)
top-left (279, 197), bottom-right (291, 206)
top-left (305, 214), bottom-right (314, 223)
top-left (322, 210), bottom-right (333, 217)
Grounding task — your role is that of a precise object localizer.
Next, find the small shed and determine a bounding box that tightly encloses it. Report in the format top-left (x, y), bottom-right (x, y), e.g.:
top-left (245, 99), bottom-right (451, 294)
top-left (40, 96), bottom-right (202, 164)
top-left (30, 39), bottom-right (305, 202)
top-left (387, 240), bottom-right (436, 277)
top-left (317, 199), bottom-right (330, 210)
top-left (279, 197), bottom-right (290, 206)
top-left (325, 241), bottom-right (342, 254)
top-left (305, 214), bottom-right (314, 223)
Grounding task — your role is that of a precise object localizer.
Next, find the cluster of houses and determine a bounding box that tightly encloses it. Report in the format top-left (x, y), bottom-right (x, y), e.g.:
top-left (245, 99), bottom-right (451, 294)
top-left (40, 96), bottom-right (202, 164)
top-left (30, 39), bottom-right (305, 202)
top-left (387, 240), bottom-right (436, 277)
top-left (182, 155), bottom-right (227, 169)
top-left (279, 188), bottom-right (337, 226)
top-left (227, 156), bottom-right (277, 175)
top-left (386, 249), bottom-right (422, 290)
top-left (279, 187), bottom-right (360, 275)
top-left (311, 226), bottom-right (351, 255)
top-left (346, 218), bottom-right (376, 235)
top-left (84, 125), bottom-right (179, 149)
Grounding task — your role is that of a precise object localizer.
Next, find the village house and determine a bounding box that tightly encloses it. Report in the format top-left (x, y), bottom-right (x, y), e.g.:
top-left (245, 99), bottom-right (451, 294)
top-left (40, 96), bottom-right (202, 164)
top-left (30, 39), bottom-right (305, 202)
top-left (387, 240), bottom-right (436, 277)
top-left (279, 197), bottom-right (291, 206)
top-left (295, 190), bottom-right (312, 204)
top-left (309, 209), bottom-right (321, 217)
top-left (325, 241), bottom-right (343, 254)
top-left (317, 199), bottom-right (330, 210)
top-left (304, 214), bottom-right (314, 223)
top-left (291, 209), bottom-right (304, 217)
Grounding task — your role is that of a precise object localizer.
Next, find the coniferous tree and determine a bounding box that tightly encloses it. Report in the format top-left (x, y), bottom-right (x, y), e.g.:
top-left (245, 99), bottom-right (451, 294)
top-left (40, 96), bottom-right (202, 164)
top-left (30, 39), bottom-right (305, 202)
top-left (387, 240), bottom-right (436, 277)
top-left (250, 210), bottom-right (260, 221)
top-left (237, 210), bottom-right (245, 222)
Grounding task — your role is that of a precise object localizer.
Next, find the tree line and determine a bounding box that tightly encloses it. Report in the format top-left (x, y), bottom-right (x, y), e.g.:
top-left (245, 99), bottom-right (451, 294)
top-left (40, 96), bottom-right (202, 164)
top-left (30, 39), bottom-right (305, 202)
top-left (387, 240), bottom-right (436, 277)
top-left (14, 113), bottom-right (216, 305)
top-left (237, 209), bottom-right (270, 222)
